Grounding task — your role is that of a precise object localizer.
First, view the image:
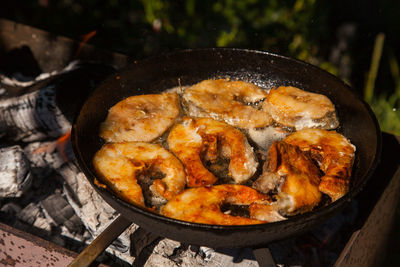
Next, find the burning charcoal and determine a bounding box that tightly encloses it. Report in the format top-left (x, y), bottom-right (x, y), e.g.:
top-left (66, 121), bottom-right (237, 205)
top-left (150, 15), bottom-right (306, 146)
top-left (0, 61), bottom-right (114, 142)
top-left (0, 145), bottom-right (32, 198)
top-left (0, 202), bottom-right (22, 224)
top-left (15, 199), bottom-right (74, 248)
top-left (40, 193), bottom-right (84, 234)
top-left (24, 138), bottom-right (74, 178)
top-left (16, 202), bottom-right (51, 233)
top-left (0, 202), bottom-right (22, 214)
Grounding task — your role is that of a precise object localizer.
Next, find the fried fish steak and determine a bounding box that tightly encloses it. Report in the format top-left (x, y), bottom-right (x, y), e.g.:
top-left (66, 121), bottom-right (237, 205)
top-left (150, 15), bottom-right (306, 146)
top-left (263, 86), bottom-right (339, 130)
top-left (283, 128), bottom-right (356, 201)
top-left (254, 141), bottom-right (322, 215)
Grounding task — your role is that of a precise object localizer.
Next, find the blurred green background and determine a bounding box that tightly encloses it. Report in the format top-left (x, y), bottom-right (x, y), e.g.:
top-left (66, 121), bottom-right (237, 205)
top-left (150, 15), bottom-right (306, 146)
top-left (1, 0), bottom-right (399, 135)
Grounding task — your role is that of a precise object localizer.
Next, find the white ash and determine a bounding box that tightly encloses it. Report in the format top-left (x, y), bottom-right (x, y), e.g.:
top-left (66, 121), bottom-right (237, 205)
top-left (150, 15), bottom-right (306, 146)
top-left (0, 60), bottom-right (80, 88)
top-left (0, 145), bottom-right (33, 198)
top-left (210, 248), bottom-right (259, 267)
top-left (142, 239), bottom-right (259, 267)
top-left (58, 161), bottom-right (124, 236)
top-left (0, 71), bottom-right (57, 88)
top-left (0, 85), bottom-right (71, 142)
top-left (143, 239), bottom-right (208, 267)
top-left (58, 161), bottom-right (137, 263)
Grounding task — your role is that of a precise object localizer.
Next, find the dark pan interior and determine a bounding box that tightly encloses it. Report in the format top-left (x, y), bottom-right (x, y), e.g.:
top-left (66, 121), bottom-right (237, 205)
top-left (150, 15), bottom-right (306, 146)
top-left (72, 48), bottom-right (381, 248)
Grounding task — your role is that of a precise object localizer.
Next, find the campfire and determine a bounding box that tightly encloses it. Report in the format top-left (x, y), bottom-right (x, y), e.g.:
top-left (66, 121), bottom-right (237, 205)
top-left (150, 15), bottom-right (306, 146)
top-left (0, 18), bottom-right (399, 267)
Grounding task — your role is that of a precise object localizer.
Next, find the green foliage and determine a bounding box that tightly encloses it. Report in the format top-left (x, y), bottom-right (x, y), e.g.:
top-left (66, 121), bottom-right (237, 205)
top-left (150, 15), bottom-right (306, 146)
top-left (139, 0), bottom-right (325, 61)
top-left (4, 1), bottom-right (337, 68)
top-left (365, 34), bottom-right (400, 135)
top-left (370, 93), bottom-right (400, 135)
top-left (373, 55), bottom-right (400, 135)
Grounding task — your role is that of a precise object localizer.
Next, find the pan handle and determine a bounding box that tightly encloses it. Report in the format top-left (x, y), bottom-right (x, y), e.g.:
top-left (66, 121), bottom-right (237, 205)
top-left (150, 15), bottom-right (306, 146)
top-left (68, 215), bottom-right (132, 267)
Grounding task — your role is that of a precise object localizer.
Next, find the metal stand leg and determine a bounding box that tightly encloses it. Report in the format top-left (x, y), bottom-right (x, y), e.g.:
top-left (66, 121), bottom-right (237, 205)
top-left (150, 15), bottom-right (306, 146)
top-left (68, 215), bottom-right (132, 267)
top-left (253, 246), bottom-right (276, 267)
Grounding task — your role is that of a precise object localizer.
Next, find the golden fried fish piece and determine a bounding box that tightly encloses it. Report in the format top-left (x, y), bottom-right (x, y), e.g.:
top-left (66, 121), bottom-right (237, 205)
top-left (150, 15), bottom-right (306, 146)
top-left (93, 142), bottom-right (186, 206)
top-left (263, 86), bottom-right (339, 130)
top-left (283, 128), bottom-right (356, 201)
top-left (183, 79), bottom-right (271, 129)
top-left (168, 117), bottom-right (258, 187)
top-left (160, 185), bottom-right (270, 225)
top-left (100, 93), bottom-right (180, 142)
top-left (254, 141), bottom-right (322, 215)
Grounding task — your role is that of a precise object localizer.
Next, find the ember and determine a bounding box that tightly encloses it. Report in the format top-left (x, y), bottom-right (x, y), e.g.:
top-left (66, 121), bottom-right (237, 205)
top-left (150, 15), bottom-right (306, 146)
top-left (75, 30), bottom-right (97, 59)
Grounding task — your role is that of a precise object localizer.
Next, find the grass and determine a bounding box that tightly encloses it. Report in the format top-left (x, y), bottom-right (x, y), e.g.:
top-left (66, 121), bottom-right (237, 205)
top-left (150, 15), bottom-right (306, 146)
top-left (370, 94), bottom-right (400, 136)
top-left (364, 33), bottom-right (400, 136)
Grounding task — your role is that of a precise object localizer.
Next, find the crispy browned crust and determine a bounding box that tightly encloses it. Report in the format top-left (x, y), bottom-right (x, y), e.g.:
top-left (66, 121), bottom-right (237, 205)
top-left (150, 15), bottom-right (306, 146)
top-left (318, 154), bottom-right (353, 201)
top-left (265, 141), bottom-right (322, 215)
top-left (161, 185), bottom-right (271, 225)
top-left (283, 129), bottom-right (355, 201)
top-left (318, 175), bottom-right (349, 202)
